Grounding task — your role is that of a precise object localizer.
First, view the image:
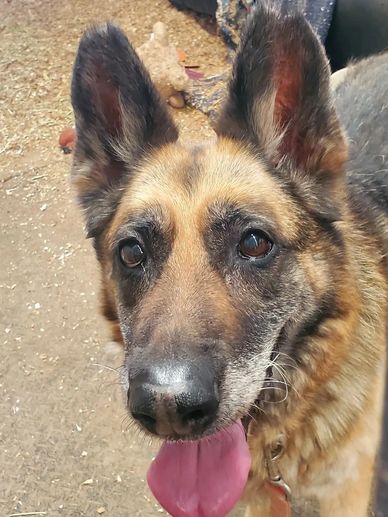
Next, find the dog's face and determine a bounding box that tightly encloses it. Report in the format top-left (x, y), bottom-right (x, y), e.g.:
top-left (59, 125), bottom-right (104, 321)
top-left (71, 8), bottom-right (347, 440)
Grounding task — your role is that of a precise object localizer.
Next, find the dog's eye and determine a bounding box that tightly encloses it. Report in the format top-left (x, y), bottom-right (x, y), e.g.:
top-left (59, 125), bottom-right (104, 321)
top-left (119, 239), bottom-right (145, 268)
top-left (238, 231), bottom-right (273, 260)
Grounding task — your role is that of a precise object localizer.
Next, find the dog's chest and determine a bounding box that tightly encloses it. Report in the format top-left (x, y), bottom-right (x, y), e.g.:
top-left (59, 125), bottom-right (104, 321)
top-left (244, 421), bottom-right (378, 516)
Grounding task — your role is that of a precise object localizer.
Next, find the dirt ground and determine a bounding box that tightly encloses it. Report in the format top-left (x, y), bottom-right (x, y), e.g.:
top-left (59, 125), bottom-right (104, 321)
top-left (0, 1), bottom-right (229, 515)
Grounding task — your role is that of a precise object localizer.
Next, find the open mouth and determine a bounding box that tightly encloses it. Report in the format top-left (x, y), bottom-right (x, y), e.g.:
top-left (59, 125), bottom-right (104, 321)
top-left (147, 419), bottom-right (251, 517)
top-left (146, 364), bottom-right (280, 516)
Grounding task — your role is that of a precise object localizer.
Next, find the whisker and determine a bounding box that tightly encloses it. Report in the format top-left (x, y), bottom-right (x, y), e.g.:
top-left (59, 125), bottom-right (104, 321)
top-left (273, 363), bottom-right (302, 399)
top-left (91, 362), bottom-right (121, 373)
top-left (249, 401), bottom-right (268, 418)
top-left (268, 352), bottom-right (298, 371)
top-left (271, 363), bottom-right (289, 403)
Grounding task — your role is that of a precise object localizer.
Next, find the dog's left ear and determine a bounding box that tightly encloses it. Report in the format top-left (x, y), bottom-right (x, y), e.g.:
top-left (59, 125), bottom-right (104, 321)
top-left (71, 23), bottom-right (178, 237)
top-left (215, 6), bottom-right (347, 176)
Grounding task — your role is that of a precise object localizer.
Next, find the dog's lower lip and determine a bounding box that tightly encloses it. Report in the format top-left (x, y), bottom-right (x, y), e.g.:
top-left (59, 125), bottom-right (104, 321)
top-left (158, 426), bottom-right (220, 442)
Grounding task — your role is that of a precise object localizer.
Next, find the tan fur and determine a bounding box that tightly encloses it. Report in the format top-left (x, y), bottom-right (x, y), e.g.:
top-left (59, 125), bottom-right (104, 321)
top-left (98, 140), bottom-right (387, 515)
top-left (108, 140), bottom-right (300, 242)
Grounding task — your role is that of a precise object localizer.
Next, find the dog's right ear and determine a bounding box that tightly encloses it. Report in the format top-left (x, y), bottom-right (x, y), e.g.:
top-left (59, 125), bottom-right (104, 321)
top-left (71, 23), bottom-right (178, 238)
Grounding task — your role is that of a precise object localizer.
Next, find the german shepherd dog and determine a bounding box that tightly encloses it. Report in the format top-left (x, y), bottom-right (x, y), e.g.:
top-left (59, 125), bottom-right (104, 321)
top-left (70, 4), bottom-right (388, 516)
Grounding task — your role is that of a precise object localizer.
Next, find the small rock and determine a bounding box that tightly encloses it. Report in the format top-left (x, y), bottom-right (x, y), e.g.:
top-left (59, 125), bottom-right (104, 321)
top-left (168, 93), bottom-right (185, 109)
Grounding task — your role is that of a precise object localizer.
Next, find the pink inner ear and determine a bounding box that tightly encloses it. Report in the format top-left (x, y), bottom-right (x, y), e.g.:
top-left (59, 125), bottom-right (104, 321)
top-left (90, 62), bottom-right (123, 137)
top-left (273, 49), bottom-right (312, 167)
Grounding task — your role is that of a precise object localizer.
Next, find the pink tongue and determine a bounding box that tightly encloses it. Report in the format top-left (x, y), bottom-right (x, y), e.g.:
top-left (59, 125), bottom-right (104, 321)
top-left (147, 421), bottom-right (251, 517)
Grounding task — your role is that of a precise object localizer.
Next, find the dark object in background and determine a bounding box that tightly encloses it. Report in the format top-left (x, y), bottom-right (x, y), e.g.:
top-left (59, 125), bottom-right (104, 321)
top-left (170, 0), bottom-right (388, 70)
top-left (179, 0), bottom-right (338, 117)
top-left (170, 0), bottom-right (217, 16)
top-left (275, 0), bottom-right (336, 41)
top-left (326, 0), bottom-right (388, 71)
top-left (170, 0), bottom-right (336, 46)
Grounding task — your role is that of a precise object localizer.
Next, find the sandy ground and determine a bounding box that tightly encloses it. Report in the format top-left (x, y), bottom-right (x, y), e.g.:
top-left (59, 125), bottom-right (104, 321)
top-left (0, 1), bottom-right (228, 515)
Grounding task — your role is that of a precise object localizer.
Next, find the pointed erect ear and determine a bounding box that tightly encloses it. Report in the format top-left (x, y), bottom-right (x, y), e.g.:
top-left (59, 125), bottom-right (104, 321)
top-left (71, 23), bottom-right (178, 237)
top-left (215, 6), bottom-right (347, 175)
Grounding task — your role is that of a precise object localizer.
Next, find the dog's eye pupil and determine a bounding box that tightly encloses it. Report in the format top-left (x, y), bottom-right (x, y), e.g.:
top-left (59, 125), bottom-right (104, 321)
top-left (119, 240), bottom-right (145, 268)
top-left (238, 231), bottom-right (272, 259)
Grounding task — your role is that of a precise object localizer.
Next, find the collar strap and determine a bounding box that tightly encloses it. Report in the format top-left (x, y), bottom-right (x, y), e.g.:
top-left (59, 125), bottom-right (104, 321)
top-left (265, 481), bottom-right (292, 517)
top-left (265, 436), bottom-right (293, 517)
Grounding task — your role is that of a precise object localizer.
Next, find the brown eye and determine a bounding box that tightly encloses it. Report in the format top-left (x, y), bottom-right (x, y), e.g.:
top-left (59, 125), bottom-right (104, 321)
top-left (238, 231), bottom-right (273, 260)
top-left (119, 239), bottom-right (145, 268)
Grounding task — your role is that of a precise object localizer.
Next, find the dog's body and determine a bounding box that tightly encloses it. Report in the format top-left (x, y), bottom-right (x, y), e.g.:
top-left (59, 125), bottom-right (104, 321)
top-left (71, 6), bottom-right (388, 517)
top-left (243, 53), bottom-right (388, 516)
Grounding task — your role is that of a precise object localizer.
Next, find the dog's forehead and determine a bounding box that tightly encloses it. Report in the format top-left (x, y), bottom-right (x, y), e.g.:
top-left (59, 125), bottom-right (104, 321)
top-left (110, 138), bottom-right (299, 239)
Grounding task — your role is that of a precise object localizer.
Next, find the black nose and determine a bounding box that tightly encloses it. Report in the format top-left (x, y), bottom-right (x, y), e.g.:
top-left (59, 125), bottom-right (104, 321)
top-left (129, 358), bottom-right (219, 438)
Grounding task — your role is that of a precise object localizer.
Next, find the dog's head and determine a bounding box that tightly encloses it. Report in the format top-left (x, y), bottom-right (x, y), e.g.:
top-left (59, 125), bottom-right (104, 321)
top-left (71, 7), bottom-right (347, 440)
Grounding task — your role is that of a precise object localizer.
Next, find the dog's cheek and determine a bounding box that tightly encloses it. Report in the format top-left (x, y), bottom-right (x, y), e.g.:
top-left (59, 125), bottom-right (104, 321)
top-left (219, 349), bottom-right (274, 421)
top-left (216, 266), bottom-right (312, 418)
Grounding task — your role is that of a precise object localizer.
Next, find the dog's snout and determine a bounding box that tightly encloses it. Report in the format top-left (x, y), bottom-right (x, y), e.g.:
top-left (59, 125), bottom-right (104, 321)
top-left (129, 359), bottom-right (219, 438)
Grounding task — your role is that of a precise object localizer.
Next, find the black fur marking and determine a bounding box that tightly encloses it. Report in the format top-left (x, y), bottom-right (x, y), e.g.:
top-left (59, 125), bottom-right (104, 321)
top-left (206, 202), bottom-right (291, 250)
top-left (286, 292), bottom-right (345, 362)
top-left (80, 185), bottom-right (125, 239)
top-left (179, 145), bottom-right (204, 195)
top-left (112, 206), bottom-right (174, 251)
top-left (111, 207), bottom-right (174, 311)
